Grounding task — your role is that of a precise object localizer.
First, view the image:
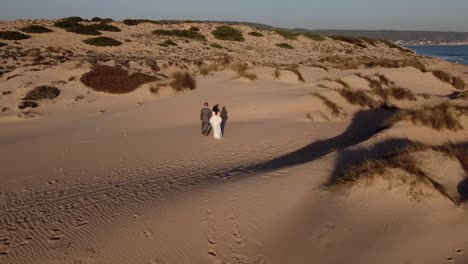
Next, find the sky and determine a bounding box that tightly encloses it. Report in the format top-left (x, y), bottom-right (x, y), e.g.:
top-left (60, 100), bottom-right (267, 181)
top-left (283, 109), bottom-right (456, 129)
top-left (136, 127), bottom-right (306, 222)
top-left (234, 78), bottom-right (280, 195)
top-left (1, 0), bottom-right (468, 32)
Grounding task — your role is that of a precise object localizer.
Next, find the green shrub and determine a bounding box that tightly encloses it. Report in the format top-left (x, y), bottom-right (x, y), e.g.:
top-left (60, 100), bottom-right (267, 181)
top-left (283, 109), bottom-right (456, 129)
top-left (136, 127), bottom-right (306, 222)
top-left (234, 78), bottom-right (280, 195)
top-left (83, 37), bottom-right (122, 47)
top-left (210, 43), bottom-right (223, 49)
top-left (153, 29), bottom-right (206, 41)
top-left (275, 30), bottom-right (298, 40)
top-left (21, 25), bottom-right (53, 34)
top-left (92, 23), bottom-right (121, 32)
top-left (23, 86), bottom-right (61, 100)
top-left (212, 26), bottom-right (245, 42)
top-left (248, 31), bottom-right (263, 37)
top-left (276, 43), bottom-right (294, 49)
top-left (329, 36), bottom-right (367, 48)
top-left (0, 31), bottom-right (30, 40)
top-left (301, 32), bottom-right (325, 41)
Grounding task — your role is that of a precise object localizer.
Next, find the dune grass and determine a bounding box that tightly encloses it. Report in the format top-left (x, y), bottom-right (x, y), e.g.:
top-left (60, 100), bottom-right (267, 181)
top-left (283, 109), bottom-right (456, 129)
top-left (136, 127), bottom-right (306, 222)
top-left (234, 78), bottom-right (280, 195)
top-left (199, 63), bottom-right (221, 77)
top-left (275, 30), bottom-right (298, 40)
top-left (329, 36), bottom-right (367, 48)
top-left (432, 70), bottom-right (466, 90)
top-left (380, 39), bottom-right (413, 53)
top-left (387, 103), bottom-right (468, 131)
top-left (339, 89), bottom-right (378, 108)
top-left (248, 31), bottom-right (263, 37)
top-left (170, 71), bottom-right (196, 91)
top-left (313, 93), bottom-right (340, 116)
top-left (83, 37), bottom-right (122, 47)
top-left (282, 66), bottom-right (304, 82)
top-left (153, 29), bottom-right (206, 41)
top-left (231, 62), bottom-right (257, 80)
top-left (212, 26), bottom-right (245, 41)
top-left (319, 56), bottom-right (427, 72)
top-left (21, 25), bottom-right (53, 34)
top-left (210, 43), bottom-right (223, 49)
top-left (158, 39), bottom-right (177, 47)
top-left (301, 32), bottom-right (326, 41)
top-left (276, 43), bottom-right (294, 49)
top-left (0, 31), bottom-right (30, 40)
top-left (81, 65), bottom-right (157, 94)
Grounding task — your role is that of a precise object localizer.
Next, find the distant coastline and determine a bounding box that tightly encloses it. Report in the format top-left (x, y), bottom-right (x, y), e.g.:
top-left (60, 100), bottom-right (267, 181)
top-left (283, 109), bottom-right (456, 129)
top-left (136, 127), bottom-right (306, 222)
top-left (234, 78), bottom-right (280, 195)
top-left (408, 45), bottom-right (468, 65)
top-left (403, 42), bottom-right (468, 47)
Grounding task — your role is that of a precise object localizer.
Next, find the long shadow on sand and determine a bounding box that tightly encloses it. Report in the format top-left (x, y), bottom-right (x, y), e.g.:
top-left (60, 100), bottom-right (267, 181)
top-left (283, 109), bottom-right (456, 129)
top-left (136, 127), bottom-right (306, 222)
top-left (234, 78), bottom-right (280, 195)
top-left (225, 107), bottom-right (396, 175)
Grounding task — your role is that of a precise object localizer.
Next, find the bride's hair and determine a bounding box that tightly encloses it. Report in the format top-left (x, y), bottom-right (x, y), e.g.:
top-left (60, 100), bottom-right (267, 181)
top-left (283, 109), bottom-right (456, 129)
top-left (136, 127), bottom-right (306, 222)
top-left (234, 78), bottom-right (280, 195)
top-left (213, 109), bottom-right (220, 115)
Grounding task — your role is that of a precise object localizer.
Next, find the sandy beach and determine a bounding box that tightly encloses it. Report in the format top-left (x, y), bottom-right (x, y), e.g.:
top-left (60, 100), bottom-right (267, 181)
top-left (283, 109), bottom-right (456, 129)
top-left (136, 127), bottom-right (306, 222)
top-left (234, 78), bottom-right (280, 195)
top-left (1, 19), bottom-right (468, 264)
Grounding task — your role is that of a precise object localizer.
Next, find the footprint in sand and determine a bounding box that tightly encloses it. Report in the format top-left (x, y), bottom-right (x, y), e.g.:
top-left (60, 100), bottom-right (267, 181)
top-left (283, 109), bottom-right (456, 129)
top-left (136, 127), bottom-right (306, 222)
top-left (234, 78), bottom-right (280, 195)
top-left (446, 257), bottom-right (455, 263)
top-left (148, 258), bottom-right (165, 264)
top-left (455, 248), bottom-right (464, 255)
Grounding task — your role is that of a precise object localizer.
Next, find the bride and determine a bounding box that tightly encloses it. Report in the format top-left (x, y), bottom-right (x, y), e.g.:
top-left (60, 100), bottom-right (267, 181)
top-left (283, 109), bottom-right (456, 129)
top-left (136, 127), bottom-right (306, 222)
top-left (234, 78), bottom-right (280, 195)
top-left (209, 108), bottom-right (223, 140)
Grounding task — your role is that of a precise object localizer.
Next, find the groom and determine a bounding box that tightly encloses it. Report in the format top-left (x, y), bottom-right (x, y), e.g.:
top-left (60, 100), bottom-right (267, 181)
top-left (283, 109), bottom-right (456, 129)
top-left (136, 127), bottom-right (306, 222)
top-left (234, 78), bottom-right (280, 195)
top-left (200, 102), bottom-right (212, 136)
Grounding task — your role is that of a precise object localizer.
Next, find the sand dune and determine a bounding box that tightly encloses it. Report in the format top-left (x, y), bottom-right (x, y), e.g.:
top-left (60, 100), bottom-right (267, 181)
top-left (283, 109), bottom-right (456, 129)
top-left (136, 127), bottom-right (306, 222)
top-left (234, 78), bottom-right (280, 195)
top-left (1, 19), bottom-right (468, 264)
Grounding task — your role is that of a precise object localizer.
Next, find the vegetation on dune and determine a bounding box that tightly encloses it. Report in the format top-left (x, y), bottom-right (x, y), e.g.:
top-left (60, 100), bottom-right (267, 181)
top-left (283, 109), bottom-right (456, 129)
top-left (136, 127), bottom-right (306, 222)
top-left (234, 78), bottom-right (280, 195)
top-left (91, 17), bottom-right (114, 23)
top-left (80, 65), bottom-right (157, 94)
top-left (276, 43), bottom-right (294, 49)
top-left (301, 32), bottom-right (326, 41)
top-left (158, 39), bottom-right (178, 47)
top-left (326, 143), bottom-right (468, 204)
top-left (329, 35), bottom-right (367, 48)
top-left (313, 93), bottom-right (340, 116)
top-left (248, 31), bottom-right (263, 37)
top-left (387, 103), bottom-right (468, 131)
top-left (358, 36), bottom-right (378, 46)
top-left (210, 43), bottom-right (223, 49)
top-left (18, 100), bottom-right (39, 110)
top-left (170, 71), bottom-right (196, 91)
top-left (284, 66), bottom-right (305, 82)
top-left (23, 86), bottom-right (61, 100)
top-left (83, 37), bottom-right (122, 47)
top-left (212, 26), bottom-right (245, 42)
top-left (431, 70), bottom-right (466, 90)
top-left (189, 26), bottom-right (200, 31)
top-left (380, 39), bottom-right (413, 53)
top-left (21, 25), bottom-right (53, 34)
top-left (338, 89), bottom-right (378, 108)
top-left (319, 56), bottom-right (427, 72)
top-left (0, 42), bottom-right (6, 47)
top-left (199, 63), bottom-right (222, 77)
top-left (275, 30), bottom-right (298, 40)
top-left (0, 31), bottom-right (30, 40)
top-left (231, 62), bottom-right (257, 80)
top-left (122, 19), bottom-right (162, 26)
top-left (55, 17), bottom-right (121, 35)
top-left (153, 29), bottom-right (206, 41)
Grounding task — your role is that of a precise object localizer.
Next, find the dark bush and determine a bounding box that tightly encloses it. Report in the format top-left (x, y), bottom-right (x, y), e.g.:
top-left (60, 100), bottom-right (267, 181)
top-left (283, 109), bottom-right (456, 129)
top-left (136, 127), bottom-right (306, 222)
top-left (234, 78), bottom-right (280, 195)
top-left (248, 31), bottom-right (263, 37)
top-left (123, 19), bottom-right (159, 26)
top-left (0, 31), bottom-right (30, 40)
top-left (23, 86), bottom-right (61, 100)
top-left (212, 26), bottom-right (245, 42)
top-left (0, 42), bottom-right (6, 47)
top-left (170, 71), bottom-right (196, 91)
top-left (153, 29), bottom-right (206, 41)
top-left (21, 25), bottom-right (53, 34)
top-left (301, 32), bottom-right (325, 41)
top-left (81, 65), bottom-right (158, 94)
top-left (275, 30), bottom-right (298, 40)
top-left (358, 36), bottom-right (378, 46)
top-left (190, 27), bottom-right (200, 32)
top-left (276, 43), bottom-right (294, 49)
top-left (83, 37), bottom-right (122, 47)
top-left (92, 23), bottom-right (121, 32)
top-left (18, 101), bottom-right (39, 109)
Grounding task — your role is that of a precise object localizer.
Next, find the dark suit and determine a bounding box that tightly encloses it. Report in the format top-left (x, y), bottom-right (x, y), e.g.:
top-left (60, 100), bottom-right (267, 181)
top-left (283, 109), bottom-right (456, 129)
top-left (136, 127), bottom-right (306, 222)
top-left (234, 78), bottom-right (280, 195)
top-left (200, 107), bottom-right (212, 135)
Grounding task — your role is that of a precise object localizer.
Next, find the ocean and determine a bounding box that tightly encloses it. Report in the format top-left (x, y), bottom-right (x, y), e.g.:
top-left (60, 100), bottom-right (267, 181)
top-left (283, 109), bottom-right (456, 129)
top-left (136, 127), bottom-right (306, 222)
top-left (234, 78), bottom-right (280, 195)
top-left (407, 45), bottom-right (468, 65)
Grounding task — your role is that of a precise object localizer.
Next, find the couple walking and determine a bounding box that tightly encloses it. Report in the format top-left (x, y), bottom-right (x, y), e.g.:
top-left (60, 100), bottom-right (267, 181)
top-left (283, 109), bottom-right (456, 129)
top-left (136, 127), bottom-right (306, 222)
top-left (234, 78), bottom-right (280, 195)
top-left (200, 103), bottom-right (227, 140)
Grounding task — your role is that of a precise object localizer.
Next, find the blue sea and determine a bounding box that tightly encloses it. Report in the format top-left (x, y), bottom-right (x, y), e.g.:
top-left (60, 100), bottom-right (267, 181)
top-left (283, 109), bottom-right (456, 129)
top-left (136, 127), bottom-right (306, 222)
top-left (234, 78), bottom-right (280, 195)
top-left (407, 45), bottom-right (468, 65)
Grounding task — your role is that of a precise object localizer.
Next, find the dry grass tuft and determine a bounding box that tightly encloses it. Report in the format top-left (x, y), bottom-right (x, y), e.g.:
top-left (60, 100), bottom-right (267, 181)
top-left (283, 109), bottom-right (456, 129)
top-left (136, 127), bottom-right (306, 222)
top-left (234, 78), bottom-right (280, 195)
top-left (388, 87), bottom-right (416, 101)
top-left (313, 93), bottom-right (340, 116)
top-left (273, 68), bottom-right (281, 79)
top-left (339, 89), bottom-right (378, 108)
top-left (387, 103), bottom-right (468, 131)
top-left (170, 71), bottom-right (196, 91)
top-left (199, 63), bottom-right (221, 76)
top-left (81, 65), bottom-right (157, 94)
top-left (284, 66), bottom-right (305, 82)
top-left (335, 78), bottom-right (350, 88)
top-left (452, 76), bottom-right (466, 90)
top-left (231, 62), bottom-right (257, 80)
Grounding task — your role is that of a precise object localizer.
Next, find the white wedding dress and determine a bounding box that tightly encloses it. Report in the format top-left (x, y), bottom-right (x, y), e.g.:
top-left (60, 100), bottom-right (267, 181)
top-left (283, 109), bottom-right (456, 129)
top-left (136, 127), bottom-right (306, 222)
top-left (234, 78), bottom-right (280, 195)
top-left (210, 113), bottom-right (223, 139)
